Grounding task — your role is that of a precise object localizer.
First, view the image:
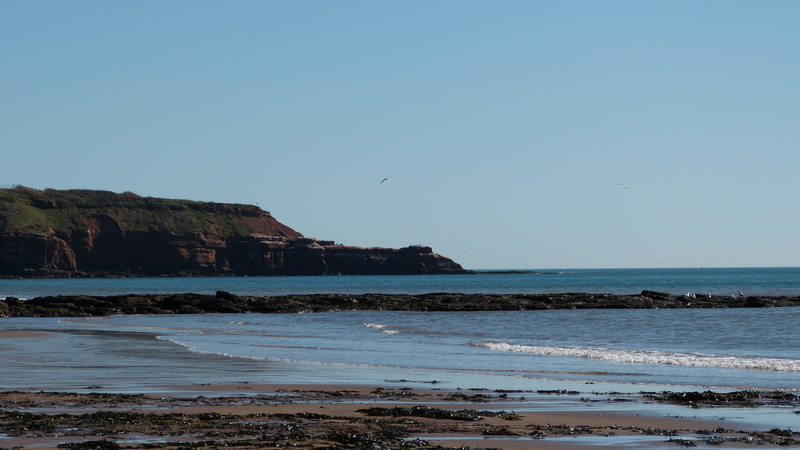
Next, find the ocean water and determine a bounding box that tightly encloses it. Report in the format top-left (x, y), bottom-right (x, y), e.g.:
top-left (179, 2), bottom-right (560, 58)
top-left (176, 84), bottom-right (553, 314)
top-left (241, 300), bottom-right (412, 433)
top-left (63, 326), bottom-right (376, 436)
top-left (3, 267), bottom-right (800, 298)
top-left (1, 268), bottom-right (799, 393)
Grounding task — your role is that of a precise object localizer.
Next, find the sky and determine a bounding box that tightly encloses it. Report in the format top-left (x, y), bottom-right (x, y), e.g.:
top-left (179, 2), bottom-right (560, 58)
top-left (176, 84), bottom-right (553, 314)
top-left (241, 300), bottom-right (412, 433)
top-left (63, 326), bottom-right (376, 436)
top-left (1, 1), bottom-right (799, 270)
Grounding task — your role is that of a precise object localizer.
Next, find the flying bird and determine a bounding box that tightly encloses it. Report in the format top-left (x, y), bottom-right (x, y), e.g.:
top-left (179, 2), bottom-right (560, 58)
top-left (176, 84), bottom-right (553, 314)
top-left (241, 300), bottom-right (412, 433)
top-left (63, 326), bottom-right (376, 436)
top-left (617, 183), bottom-right (631, 189)
top-left (380, 177), bottom-right (393, 184)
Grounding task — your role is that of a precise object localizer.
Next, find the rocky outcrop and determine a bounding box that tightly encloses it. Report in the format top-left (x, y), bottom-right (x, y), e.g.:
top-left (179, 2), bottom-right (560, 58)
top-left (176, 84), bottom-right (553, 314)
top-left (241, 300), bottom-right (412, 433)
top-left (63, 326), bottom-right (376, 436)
top-left (0, 187), bottom-right (470, 277)
top-left (238, 238), bottom-right (468, 276)
top-left (3, 291), bottom-right (799, 317)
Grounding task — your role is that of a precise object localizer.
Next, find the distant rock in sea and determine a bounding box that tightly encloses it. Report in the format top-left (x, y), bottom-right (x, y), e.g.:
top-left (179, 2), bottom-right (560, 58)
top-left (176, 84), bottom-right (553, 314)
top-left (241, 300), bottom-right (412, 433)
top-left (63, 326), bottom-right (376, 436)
top-left (0, 186), bottom-right (471, 278)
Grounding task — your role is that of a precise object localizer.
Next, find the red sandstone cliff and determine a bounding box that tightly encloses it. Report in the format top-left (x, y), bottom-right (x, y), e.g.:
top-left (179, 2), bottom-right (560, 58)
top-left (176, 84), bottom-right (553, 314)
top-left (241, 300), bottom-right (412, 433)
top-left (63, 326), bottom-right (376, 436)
top-left (0, 187), bottom-right (470, 277)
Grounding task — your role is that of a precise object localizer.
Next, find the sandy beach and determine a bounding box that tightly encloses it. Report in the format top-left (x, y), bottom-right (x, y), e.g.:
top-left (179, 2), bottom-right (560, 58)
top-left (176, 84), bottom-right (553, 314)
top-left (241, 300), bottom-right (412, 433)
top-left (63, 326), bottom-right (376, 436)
top-left (3, 315), bottom-right (800, 448)
top-left (2, 382), bottom-right (799, 449)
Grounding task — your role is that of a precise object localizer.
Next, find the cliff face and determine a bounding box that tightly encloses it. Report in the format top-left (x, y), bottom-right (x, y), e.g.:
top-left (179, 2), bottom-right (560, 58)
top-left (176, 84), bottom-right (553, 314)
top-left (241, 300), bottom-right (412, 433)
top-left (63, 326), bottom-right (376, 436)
top-left (0, 187), bottom-right (469, 277)
top-left (239, 238), bottom-right (468, 276)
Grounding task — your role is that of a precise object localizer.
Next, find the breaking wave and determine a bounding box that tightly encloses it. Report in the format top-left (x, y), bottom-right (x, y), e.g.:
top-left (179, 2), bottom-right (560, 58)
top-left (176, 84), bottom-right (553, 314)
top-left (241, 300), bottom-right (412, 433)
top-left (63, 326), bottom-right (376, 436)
top-left (365, 322), bottom-right (402, 334)
top-left (472, 342), bottom-right (800, 372)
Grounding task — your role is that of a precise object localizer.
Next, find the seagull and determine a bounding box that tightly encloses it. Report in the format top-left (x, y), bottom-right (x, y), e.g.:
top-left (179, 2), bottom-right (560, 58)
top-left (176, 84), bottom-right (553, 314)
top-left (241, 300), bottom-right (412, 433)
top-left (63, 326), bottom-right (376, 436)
top-left (380, 177), bottom-right (393, 184)
top-left (617, 183), bottom-right (630, 189)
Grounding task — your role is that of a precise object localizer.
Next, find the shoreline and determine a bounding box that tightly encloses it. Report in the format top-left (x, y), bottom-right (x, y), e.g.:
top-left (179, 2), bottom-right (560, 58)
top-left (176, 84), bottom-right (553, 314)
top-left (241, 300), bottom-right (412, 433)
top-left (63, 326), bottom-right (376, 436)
top-left (2, 383), bottom-right (799, 449)
top-left (3, 294), bottom-right (800, 447)
top-left (3, 291), bottom-right (800, 316)
top-left (2, 333), bottom-right (798, 448)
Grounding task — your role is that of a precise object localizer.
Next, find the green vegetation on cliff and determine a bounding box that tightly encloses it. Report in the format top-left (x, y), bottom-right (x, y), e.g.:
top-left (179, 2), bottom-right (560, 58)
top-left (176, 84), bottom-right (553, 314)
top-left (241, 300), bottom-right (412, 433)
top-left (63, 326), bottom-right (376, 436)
top-left (0, 186), bottom-right (261, 236)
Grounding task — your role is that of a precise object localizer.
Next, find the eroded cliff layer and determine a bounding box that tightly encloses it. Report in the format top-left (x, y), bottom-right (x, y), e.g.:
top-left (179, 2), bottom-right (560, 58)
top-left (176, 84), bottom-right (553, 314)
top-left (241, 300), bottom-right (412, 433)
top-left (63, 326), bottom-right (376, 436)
top-left (0, 187), bottom-right (469, 277)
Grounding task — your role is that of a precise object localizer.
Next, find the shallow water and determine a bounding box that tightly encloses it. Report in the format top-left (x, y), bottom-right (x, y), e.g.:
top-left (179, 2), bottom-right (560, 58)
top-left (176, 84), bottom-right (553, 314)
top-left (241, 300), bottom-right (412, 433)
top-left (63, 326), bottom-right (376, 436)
top-left (2, 269), bottom-right (800, 400)
top-left (2, 306), bottom-right (798, 393)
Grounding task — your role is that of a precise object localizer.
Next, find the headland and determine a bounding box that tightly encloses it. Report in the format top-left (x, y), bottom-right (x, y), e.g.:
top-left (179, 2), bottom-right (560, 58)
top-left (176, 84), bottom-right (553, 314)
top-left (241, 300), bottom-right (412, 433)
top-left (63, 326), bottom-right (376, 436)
top-left (0, 186), bottom-right (469, 277)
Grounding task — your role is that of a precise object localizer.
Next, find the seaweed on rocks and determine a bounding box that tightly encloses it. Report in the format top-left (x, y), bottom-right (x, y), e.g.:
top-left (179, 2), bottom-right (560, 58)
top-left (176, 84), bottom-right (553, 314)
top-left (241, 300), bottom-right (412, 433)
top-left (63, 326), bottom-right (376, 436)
top-left (4, 292), bottom-right (800, 317)
top-left (58, 440), bottom-right (122, 450)
top-left (644, 390), bottom-right (800, 407)
top-left (357, 405), bottom-right (522, 421)
top-left (3, 390), bottom-right (799, 449)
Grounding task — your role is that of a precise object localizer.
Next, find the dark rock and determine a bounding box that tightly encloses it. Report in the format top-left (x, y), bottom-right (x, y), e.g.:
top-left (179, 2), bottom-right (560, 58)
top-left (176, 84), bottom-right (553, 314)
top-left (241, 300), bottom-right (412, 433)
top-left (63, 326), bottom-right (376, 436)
top-left (744, 296), bottom-right (774, 307)
top-left (645, 390), bottom-right (799, 407)
top-left (215, 290), bottom-right (238, 301)
top-left (640, 290), bottom-right (672, 299)
top-left (4, 292), bottom-right (799, 317)
top-left (3, 296), bottom-right (22, 306)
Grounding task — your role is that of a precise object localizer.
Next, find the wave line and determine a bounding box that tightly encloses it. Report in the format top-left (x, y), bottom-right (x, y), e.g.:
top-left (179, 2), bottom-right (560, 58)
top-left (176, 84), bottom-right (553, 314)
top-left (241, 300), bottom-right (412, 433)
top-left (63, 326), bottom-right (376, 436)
top-left (472, 341), bottom-right (800, 372)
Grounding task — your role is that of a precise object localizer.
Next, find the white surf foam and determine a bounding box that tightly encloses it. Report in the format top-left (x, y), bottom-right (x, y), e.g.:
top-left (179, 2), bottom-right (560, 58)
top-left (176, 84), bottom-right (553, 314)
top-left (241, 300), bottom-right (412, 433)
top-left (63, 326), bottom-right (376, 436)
top-left (365, 322), bottom-right (402, 334)
top-left (473, 341), bottom-right (800, 372)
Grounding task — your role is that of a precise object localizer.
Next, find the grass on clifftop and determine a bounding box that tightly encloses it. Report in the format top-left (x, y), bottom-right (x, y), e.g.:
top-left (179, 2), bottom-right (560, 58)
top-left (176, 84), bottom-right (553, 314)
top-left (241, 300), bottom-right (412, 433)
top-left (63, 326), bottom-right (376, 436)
top-left (0, 186), bottom-right (259, 236)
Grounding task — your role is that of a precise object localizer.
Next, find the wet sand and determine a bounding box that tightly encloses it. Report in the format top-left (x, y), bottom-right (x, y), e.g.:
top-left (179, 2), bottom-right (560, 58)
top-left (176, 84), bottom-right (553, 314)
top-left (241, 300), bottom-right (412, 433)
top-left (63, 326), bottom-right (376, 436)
top-left (2, 383), bottom-right (799, 449)
top-left (0, 331), bottom-right (55, 352)
top-left (0, 331), bottom-right (57, 338)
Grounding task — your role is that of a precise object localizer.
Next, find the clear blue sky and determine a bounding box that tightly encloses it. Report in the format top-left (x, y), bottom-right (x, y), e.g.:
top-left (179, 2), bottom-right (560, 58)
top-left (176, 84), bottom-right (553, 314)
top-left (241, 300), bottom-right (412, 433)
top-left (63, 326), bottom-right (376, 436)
top-left (2, 1), bottom-right (798, 270)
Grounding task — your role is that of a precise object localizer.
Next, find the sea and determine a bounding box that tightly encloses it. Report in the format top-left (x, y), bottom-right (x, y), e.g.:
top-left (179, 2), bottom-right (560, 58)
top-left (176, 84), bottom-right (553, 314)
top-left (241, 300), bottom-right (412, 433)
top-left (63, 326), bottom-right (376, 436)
top-left (1, 268), bottom-right (799, 394)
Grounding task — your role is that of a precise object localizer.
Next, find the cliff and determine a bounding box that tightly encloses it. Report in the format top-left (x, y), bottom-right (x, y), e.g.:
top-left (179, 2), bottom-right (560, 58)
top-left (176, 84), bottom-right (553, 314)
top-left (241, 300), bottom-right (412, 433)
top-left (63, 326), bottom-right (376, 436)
top-left (0, 186), bottom-right (470, 277)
